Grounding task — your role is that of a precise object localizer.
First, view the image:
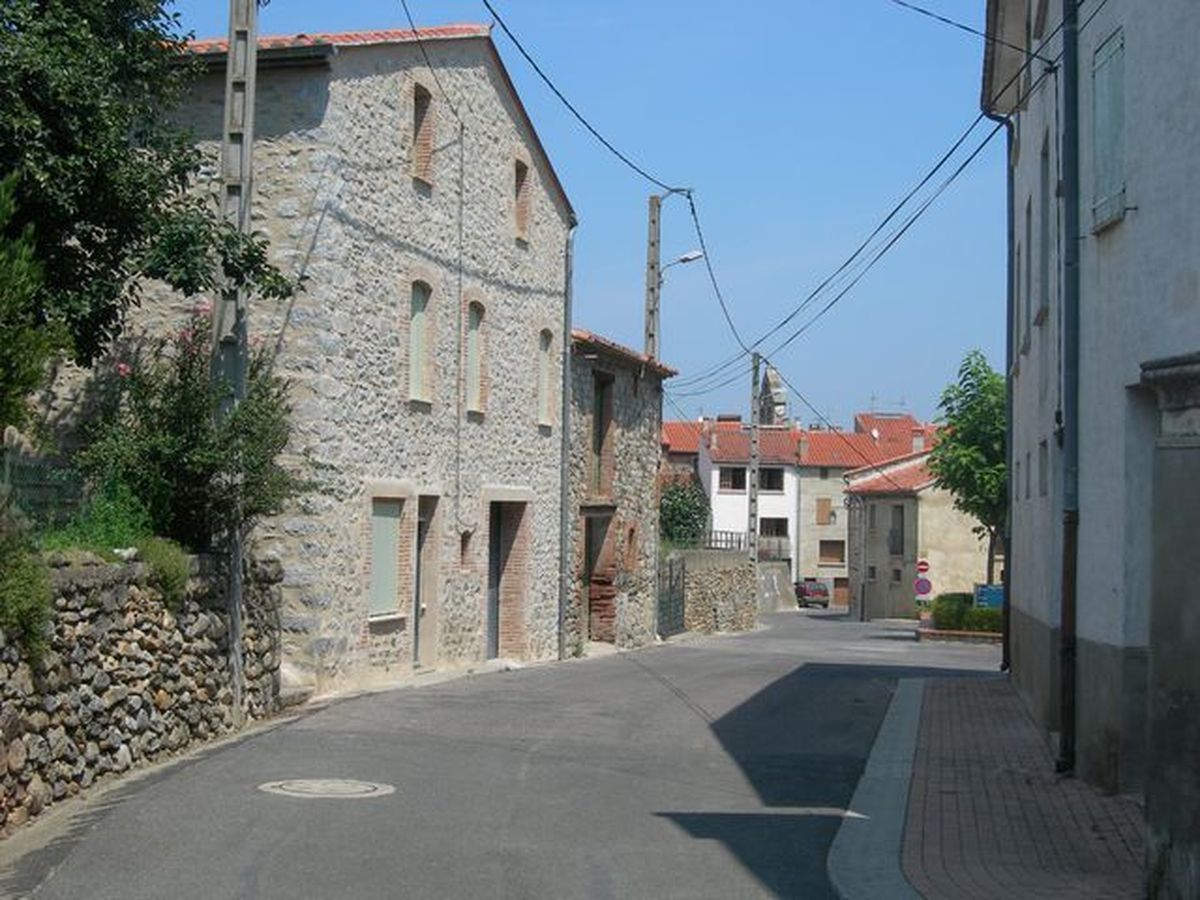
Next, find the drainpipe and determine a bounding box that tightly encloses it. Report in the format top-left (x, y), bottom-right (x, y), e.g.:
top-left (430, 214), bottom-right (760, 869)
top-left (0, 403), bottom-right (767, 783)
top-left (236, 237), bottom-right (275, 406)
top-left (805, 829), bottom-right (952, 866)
top-left (557, 224), bottom-right (576, 660)
top-left (1057, 0), bottom-right (1080, 774)
top-left (983, 110), bottom-right (1014, 672)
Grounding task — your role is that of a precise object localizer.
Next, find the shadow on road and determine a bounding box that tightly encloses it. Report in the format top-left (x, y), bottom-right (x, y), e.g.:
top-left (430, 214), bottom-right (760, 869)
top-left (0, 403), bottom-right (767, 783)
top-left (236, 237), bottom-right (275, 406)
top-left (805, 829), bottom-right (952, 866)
top-left (656, 661), bottom-right (999, 898)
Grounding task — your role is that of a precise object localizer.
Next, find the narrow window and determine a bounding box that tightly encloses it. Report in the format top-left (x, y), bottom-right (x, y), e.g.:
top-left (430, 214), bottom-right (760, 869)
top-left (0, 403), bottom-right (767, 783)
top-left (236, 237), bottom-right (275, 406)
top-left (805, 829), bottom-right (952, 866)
top-left (1015, 460), bottom-right (1022, 504)
top-left (719, 467), bottom-right (747, 492)
top-left (591, 372), bottom-right (614, 493)
top-left (891, 568), bottom-right (902, 584)
top-left (1014, 244), bottom-right (1023, 352)
top-left (819, 466), bottom-right (830, 480)
top-left (1092, 30), bottom-right (1125, 230)
top-left (816, 497), bottom-right (833, 526)
top-left (514, 159), bottom-right (530, 239)
top-left (1037, 135), bottom-right (1051, 322)
top-left (409, 281), bottom-right (431, 401)
top-left (867, 565), bottom-right (877, 582)
top-left (1038, 440), bottom-right (1049, 497)
top-left (537, 329), bottom-right (553, 426)
top-left (867, 504), bottom-right (877, 532)
top-left (369, 498), bottom-right (403, 617)
top-left (1023, 196), bottom-right (1032, 346)
top-left (466, 302), bottom-right (484, 412)
top-left (412, 84), bottom-right (434, 183)
top-left (889, 505), bottom-right (905, 556)
top-left (1025, 450), bottom-right (1032, 499)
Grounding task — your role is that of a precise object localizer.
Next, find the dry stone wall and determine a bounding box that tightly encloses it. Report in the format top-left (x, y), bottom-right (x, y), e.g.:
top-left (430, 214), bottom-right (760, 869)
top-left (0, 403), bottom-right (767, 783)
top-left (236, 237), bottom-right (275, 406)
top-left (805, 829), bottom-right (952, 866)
top-left (0, 555), bottom-right (280, 838)
top-left (673, 550), bottom-right (758, 634)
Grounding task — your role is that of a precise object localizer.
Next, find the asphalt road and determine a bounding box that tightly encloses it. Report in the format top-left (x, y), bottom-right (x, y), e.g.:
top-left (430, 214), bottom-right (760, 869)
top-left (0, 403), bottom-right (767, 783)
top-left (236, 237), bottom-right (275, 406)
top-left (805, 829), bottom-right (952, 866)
top-left (0, 611), bottom-right (997, 900)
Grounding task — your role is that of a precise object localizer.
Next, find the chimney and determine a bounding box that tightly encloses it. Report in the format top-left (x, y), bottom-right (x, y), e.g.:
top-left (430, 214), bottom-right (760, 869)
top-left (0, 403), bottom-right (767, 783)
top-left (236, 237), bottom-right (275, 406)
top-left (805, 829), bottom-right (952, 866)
top-left (798, 432), bottom-right (809, 463)
top-left (912, 426), bottom-right (925, 452)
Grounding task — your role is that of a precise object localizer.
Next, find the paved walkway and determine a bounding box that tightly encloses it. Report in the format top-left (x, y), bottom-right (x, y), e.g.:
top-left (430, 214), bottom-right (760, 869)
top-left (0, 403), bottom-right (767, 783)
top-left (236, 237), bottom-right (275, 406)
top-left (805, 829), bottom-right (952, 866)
top-left (902, 678), bottom-right (1145, 899)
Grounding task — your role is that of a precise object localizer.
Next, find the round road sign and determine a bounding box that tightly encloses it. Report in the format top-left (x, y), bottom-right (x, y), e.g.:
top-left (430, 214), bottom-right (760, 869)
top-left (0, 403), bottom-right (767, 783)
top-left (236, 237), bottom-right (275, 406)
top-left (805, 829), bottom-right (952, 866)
top-left (916, 559), bottom-right (930, 574)
top-left (914, 577), bottom-right (933, 596)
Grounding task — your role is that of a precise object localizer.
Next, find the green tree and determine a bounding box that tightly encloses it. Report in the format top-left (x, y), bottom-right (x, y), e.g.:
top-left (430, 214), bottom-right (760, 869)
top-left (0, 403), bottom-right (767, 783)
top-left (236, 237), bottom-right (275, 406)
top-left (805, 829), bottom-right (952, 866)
top-left (0, 1), bottom-right (292, 365)
top-left (660, 478), bottom-right (709, 547)
top-left (928, 350), bottom-right (1007, 583)
top-left (0, 174), bottom-right (61, 431)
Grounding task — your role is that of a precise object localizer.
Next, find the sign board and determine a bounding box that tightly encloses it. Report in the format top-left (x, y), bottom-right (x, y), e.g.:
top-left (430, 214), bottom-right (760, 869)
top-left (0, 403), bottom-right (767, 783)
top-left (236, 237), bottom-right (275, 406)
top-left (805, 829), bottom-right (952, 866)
top-left (914, 577), bottom-right (933, 597)
top-left (916, 559), bottom-right (930, 574)
top-left (975, 584), bottom-right (1005, 609)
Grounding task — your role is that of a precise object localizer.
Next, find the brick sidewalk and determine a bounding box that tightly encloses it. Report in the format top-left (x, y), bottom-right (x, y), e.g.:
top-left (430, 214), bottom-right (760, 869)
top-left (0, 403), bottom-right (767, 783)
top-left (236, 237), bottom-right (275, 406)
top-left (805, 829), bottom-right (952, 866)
top-left (902, 678), bottom-right (1144, 899)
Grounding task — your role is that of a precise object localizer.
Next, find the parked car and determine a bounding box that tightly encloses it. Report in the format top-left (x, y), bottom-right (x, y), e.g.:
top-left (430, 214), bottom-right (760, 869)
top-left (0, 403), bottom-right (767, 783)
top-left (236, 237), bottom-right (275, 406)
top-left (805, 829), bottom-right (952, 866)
top-left (796, 580), bottom-right (830, 608)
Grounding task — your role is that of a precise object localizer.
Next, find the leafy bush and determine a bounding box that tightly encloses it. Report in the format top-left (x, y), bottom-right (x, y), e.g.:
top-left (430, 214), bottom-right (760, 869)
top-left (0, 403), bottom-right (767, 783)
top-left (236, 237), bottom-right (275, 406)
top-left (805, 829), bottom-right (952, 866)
top-left (660, 478), bottom-right (709, 546)
top-left (931, 593), bottom-right (972, 630)
top-left (135, 536), bottom-right (189, 609)
top-left (0, 535), bottom-right (52, 658)
top-left (39, 480), bottom-right (152, 555)
top-left (75, 307), bottom-right (304, 551)
top-left (962, 606), bottom-right (1003, 633)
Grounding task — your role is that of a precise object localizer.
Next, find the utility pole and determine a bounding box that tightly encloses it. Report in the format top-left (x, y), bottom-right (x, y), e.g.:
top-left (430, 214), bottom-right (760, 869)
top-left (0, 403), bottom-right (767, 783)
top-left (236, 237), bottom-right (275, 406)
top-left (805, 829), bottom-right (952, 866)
top-left (214, 0), bottom-right (258, 725)
top-left (644, 194), bottom-right (662, 359)
top-left (748, 353), bottom-right (761, 563)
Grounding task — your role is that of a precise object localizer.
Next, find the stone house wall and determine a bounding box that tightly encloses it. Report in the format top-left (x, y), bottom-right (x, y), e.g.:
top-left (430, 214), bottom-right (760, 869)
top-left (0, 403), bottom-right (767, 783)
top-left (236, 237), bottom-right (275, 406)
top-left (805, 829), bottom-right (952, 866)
top-left (0, 556), bottom-right (281, 838)
top-left (567, 335), bottom-right (668, 652)
top-left (76, 32), bottom-right (574, 694)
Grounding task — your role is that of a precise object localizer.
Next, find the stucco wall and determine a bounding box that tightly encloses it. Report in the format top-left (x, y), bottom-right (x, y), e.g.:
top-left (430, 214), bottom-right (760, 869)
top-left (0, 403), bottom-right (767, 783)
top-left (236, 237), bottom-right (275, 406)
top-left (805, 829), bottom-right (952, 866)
top-left (94, 38), bottom-right (572, 693)
top-left (916, 487), bottom-right (989, 596)
top-left (796, 467), bottom-right (850, 583)
top-left (567, 347), bottom-right (665, 651)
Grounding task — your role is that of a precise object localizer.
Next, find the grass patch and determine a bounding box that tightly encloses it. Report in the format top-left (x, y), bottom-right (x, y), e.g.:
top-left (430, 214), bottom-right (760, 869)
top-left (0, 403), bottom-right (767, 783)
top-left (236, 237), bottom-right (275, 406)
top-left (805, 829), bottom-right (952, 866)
top-left (38, 481), bottom-right (151, 559)
top-left (135, 536), bottom-right (189, 609)
top-left (0, 536), bottom-right (52, 659)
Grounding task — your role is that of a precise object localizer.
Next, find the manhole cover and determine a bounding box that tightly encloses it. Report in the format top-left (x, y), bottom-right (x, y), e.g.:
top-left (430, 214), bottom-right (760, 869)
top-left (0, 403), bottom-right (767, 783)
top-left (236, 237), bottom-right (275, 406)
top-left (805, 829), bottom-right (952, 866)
top-left (258, 779), bottom-right (396, 799)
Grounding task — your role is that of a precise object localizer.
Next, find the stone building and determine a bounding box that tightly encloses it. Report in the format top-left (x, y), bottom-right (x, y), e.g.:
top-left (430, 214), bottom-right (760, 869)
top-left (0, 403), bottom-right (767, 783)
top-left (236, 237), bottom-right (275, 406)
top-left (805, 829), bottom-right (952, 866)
top-left (135, 26), bottom-right (578, 694)
top-left (983, 2), bottom-right (1200, 891)
top-left (567, 329), bottom-right (674, 652)
top-left (845, 450), bottom-right (988, 620)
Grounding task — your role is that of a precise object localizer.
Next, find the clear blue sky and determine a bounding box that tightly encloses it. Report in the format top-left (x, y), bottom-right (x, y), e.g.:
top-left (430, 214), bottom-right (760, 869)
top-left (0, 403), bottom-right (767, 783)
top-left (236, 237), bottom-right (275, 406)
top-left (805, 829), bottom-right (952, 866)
top-left (176, 0), bottom-right (1006, 426)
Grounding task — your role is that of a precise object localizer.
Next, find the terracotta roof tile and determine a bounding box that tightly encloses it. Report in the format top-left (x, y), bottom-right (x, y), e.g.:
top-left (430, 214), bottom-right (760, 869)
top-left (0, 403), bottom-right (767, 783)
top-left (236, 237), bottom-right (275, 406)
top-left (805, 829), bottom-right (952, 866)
top-left (571, 328), bottom-right (676, 378)
top-left (187, 25), bottom-right (491, 55)
top-left (846, 454), bottom-right (937, 495)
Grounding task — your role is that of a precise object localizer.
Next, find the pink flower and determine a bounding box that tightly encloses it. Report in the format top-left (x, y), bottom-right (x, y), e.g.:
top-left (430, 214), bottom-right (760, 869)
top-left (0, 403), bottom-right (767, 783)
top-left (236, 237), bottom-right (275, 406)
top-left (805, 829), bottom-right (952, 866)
top-left (192, 299), bottom-right (213, 318)
top-left (115, 362), bottom-right (132, 378)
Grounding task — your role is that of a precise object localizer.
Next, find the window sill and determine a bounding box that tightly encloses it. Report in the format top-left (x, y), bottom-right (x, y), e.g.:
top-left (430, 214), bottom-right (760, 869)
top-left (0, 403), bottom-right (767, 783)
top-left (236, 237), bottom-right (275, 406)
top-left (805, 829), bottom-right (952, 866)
top-left (408, 397), bottom-right (433, 411)
top-left (412, 173), bottom-right (434, 192)
top-left (466, 408), bottom-right (485, 422)
top-left (717, 489), bottom-right (747, 495)
top-left (537, 422), bottom-right (553, 435)
top-left (368, 613), bottom-right (407, 626)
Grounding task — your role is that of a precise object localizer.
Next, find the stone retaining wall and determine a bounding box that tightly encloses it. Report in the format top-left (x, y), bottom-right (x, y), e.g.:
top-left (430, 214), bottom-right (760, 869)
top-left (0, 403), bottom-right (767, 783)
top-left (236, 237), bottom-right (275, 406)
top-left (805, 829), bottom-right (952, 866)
top-left (0, 555), bottom-right (281, 838)
top-left (673, 550), bottom-right (758, 634)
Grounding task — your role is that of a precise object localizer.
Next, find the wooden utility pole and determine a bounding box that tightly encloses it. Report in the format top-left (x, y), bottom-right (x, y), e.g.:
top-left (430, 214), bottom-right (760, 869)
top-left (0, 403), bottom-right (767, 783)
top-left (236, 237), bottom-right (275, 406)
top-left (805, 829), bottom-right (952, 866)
top-left (748, 353), bottom-right (761, 563)
top-left (644, 194), bottom-right (662, 359)
top-left (214, 0), bottom-right (259, 724)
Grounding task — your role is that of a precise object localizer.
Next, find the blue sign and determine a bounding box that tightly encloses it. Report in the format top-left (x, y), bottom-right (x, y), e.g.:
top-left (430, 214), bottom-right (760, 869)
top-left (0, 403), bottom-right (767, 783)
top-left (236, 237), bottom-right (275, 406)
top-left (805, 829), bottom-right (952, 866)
top-left (975, 584), bottom-right (1005, 609)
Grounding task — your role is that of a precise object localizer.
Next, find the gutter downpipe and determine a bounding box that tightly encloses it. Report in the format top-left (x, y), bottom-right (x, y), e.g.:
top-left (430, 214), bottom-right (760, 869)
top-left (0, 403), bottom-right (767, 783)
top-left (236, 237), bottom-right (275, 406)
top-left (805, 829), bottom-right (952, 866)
top-left (985, 107), bottom-right (1015, 673)
top-left (1057, 0), bottom-right (1081, 773)
top-left (557, 224), bottom-right (577, 660)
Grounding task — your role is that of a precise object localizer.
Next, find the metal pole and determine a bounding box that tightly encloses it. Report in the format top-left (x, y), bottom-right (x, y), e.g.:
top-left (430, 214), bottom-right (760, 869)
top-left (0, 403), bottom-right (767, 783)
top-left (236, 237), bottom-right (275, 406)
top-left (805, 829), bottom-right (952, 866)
top-left (644, 194), bottom-right (662, 359)
top-left (214, 0), bottom-right (258, 725)
top-left (1057, 0), bottom-right (1080, 774)
top-left (748, 353), bottom-right (761, 564)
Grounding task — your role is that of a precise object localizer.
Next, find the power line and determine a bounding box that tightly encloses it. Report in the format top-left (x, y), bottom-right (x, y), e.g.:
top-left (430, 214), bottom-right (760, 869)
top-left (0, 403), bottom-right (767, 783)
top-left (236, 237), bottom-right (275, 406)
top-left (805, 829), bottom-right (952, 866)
top-left (884, 0), bottom-right (1055, 64)
top-left (399, 0), bottom-right (464, 122)
top-left (684, 191), bottom-right (750, 353)
top-left (481, 0), bottom-right (680, 192)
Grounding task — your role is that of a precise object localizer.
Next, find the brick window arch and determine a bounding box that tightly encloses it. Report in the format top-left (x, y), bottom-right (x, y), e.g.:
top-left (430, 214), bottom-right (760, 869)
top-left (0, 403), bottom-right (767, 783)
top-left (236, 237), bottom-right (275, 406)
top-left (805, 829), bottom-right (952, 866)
top-left (409, 280), bottom-right (432, 401)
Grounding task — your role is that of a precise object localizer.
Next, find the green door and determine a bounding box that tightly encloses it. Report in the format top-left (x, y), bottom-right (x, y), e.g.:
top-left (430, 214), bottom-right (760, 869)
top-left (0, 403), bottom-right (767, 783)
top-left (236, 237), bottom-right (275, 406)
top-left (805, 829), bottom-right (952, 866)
top-left (370, 498), bottom-right (403, 616)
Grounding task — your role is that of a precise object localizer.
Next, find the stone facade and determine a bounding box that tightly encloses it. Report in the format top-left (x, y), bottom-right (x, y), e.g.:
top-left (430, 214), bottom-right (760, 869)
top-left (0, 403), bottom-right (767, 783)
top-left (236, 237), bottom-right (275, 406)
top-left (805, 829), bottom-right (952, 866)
top-left (118, 29), bottom-right (574, 693)
top-left (566, 330), bottom-right (672, 652)
top-left (0, 555), bottom-right (280, 838)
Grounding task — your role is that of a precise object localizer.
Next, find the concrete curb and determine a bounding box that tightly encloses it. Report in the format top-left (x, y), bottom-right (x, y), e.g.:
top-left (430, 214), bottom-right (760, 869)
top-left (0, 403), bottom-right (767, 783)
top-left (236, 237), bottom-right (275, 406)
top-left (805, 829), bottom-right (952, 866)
top-left (827, 677), bottom-right (925, 900)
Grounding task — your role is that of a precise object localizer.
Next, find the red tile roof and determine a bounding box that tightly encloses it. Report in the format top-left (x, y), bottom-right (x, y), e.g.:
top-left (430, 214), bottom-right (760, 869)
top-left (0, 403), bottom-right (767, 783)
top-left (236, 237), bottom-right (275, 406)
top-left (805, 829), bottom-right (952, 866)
top-left (572, 328), bottom-right (676, 378)
top-left (662, 420), bottom-right (742, 455)
top-left (187, 25), bottom-right (490, 55)
top-left (846, 453), bottom-right (937, 495)
top-left (706, 428), bottom-right (801, 465)
top-left (800, 431), bottom-right (894, 468)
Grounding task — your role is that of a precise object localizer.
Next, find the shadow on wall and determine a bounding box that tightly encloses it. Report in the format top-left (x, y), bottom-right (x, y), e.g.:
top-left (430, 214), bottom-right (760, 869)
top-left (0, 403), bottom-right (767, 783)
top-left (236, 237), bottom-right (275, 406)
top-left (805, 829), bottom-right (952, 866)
top-left (658, 662), bottom-right (996, 897)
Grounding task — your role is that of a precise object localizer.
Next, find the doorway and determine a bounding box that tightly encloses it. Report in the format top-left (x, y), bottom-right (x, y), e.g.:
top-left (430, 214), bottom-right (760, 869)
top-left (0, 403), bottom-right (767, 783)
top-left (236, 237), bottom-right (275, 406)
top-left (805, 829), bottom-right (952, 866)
top-left (487, 502), bottom-right (503, 659)
top-left (486, 500), bottom-right (530, 660)
top-left (413, 496), bottom-right (438, 668)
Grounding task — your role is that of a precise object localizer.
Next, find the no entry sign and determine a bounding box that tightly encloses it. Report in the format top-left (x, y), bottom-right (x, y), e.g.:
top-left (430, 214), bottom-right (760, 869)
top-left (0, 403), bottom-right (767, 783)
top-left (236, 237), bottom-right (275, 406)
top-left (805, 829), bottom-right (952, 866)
top-left (916, 559), bottom-right (930, 574)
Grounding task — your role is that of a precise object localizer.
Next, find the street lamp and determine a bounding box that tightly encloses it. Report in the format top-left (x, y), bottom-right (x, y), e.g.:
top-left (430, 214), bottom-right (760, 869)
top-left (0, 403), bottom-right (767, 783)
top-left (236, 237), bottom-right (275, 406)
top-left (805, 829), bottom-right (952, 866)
top-left (661, 249), bottom-right (705, 277)
top-left (646, 244), bottom-right (704, 360)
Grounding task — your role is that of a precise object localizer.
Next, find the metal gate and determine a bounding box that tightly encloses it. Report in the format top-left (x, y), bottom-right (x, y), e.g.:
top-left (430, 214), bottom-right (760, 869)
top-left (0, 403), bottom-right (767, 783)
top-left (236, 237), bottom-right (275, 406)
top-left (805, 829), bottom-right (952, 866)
top-left (657, 556), bottom-right (686, 638)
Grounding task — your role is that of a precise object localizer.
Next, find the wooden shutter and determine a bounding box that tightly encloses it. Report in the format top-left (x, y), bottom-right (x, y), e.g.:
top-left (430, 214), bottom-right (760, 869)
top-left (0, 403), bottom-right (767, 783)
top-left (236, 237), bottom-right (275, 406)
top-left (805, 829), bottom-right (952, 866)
top-left (1092, 30), bottom-right (1125, 229)
top-left (409, 282), bottom-right (430, 400)
top-left (816, 497), bottom-right (832, 525)
top-left (369, 499), bottom-right (402, 617)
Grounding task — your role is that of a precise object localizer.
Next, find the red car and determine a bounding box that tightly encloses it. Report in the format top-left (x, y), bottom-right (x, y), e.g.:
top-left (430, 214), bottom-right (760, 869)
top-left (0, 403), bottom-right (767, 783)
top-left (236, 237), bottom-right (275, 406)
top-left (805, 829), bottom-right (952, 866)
top-left (796, 580), bottom-right (830, 608)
